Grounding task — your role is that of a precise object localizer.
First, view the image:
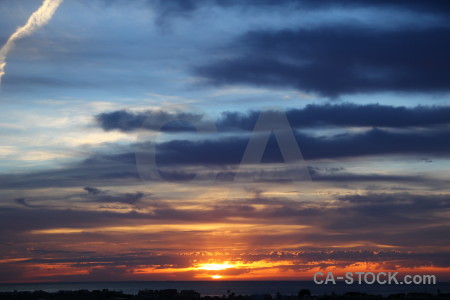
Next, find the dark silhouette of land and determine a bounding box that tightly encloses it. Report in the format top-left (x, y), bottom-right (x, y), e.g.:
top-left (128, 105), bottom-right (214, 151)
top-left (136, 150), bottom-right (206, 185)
top-left (1, 288), bottom-right (449, 300)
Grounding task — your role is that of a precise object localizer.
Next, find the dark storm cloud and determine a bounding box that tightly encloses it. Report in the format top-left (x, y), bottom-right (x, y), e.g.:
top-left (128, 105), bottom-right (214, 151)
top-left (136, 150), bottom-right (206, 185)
top-left (84, 186), bottom-right (145, 204)
top-left (154, 128), bottom-right (450, 164)
top-left (96, 191), bottom-right (144, 205)
top-left (96, 104), bottom-right (450, 133)
top-left (224, 104), bottom-right (450, 129)
top-left (196, 27), bottom-right (450, 97)
top-left (96, 110), bottom-right (204, 132)
top-left (285, 104), bottom-right (450, 128)
top-left (148, 0), bottom-right (450, 17)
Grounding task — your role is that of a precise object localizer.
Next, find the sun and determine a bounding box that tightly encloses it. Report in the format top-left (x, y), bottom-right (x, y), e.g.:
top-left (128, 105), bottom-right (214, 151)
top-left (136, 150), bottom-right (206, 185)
top-left (212, 275), bottom-right (222, 279)
top-left (198, 262), bottom-right (233, 271)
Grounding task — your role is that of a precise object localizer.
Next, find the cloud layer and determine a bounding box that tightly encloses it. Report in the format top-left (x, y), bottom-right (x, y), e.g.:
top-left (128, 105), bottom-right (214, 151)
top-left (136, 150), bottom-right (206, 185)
top-left (97, 104), bottom-right (450, 132)
top-left (196, 27), bottom-right (450, 97)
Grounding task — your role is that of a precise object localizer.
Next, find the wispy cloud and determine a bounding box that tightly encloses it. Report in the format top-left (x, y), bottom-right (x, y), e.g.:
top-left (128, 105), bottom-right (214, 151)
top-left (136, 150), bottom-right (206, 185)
top-left (0, 0), bottom-right (63, 86)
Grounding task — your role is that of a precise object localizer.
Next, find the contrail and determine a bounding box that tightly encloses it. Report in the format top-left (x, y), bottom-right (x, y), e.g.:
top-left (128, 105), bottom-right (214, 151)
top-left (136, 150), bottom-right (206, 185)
top-left (0, 0), bottom-right (64, 87)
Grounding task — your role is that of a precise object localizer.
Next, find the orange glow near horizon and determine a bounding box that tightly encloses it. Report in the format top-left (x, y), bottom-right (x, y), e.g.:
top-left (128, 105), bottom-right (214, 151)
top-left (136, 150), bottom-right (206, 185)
top-left (6, 253), bottom-right (450, 283)
top-left (198, 262), bottom-right (233, 271)
top-left (7, 261), bottom-right (450, 283)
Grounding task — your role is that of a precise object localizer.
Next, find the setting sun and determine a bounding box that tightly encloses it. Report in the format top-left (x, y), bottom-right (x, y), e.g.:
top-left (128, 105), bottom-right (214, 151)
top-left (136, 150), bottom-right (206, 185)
top-left (198, 262), bottom-right (233, 271)
top-left (211, 275), bottom-right (222, 279)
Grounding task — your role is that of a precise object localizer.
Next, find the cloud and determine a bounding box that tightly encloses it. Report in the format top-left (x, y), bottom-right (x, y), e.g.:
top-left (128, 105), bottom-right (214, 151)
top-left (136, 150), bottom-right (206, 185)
top-left (96, 104), bottom-right (450, 133)
top-left (84, 186), bottom-right (145, 204)
top-left (96, 109), bottom-right (206, 132)
top-left (0, 151), bottom-right (139, 189)
top-left (4, 248), bottom-right (450, 282)
top-left (195, 26), bottom-right (450, 97)
top-left (284, 104), bottom-right (450, 128)
top-left (147, 0), bottom-right (450, 18)
top-left (6, 249), bottom-right (450, 282)
top-left (1, 126), bottom-right (450, 190)
top-left (308, 167), bottom-right (439, 186)
top-left (220, 104), bottom-right (450, 130)
top-left (84, 186), bottom-right (102, 195)
top-left (0, 0), bottom-right (64, 86)
top-left (153, 128), bottom-right (450, 164)
top-left (1, 191), bottom-right (450, 258)
top-left (14, 198), bottom-right (36, 208)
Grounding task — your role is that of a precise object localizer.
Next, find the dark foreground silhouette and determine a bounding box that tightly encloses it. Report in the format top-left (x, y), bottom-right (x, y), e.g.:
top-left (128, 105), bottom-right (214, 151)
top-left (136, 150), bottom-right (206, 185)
top-left (1, 288), bottom-right (449, 300)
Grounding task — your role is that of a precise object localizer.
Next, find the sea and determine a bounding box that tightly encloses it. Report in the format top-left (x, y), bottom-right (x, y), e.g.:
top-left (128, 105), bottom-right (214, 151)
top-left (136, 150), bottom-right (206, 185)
top-left (0, 281), bottom-right (449, 297)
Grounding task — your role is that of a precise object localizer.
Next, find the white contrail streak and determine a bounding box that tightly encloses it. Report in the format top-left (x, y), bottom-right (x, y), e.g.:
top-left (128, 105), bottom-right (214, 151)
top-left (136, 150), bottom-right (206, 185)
top-left (0, 0), bottom-right (64, 86)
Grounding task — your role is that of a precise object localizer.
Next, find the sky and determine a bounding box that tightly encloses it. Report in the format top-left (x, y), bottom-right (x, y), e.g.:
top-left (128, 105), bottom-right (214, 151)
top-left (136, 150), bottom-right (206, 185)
top-left (0, 0), bottom-right (450, 283)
